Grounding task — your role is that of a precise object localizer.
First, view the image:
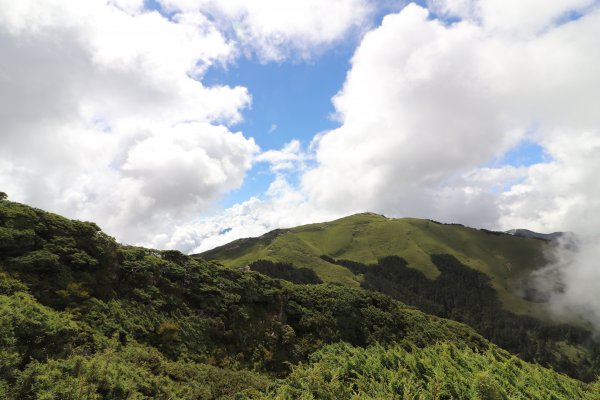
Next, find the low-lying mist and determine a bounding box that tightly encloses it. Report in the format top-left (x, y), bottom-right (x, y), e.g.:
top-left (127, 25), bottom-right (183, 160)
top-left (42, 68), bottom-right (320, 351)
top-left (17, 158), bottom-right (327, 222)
top-left (533, 233), bottom-right (600, 331)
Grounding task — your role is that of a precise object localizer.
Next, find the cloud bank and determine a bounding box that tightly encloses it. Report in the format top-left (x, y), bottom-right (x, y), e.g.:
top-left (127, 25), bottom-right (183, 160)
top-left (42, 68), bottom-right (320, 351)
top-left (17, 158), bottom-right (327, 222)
top-left (305, 1), bottom-right (600, 225)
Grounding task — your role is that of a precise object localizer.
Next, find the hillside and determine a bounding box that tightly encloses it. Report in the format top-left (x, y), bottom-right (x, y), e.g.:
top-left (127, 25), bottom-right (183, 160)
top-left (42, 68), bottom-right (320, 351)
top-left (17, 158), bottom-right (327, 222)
top-left (199, 213), bottom-right (600, 381)
top-left (199, 213), bottom-right (548, 315)
top-left (0, 199), bottom-right (598, 398)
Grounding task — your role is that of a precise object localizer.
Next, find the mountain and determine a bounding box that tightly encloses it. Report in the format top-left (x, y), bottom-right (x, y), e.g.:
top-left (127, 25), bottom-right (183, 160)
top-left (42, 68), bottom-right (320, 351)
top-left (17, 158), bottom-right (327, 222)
top-left (199, 213), bottom-right (552, 316)
top-left (199, 212), bottom-right (600, 381)
top-left (0, 199), bottom-right (598, 398)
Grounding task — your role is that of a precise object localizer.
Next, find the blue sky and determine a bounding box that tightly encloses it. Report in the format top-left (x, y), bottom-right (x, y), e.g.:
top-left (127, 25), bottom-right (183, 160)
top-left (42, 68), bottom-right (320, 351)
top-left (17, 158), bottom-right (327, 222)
top-left (493, 141), bottom-right (546, 168)
top-left (198, 0), bottom-right (548, 210)
top-left (205, 46), bottom-right (355, 207)
top-left (203, 1), bottom-right (412, 207)
top-left (199, 2), bottom-right (546, 209)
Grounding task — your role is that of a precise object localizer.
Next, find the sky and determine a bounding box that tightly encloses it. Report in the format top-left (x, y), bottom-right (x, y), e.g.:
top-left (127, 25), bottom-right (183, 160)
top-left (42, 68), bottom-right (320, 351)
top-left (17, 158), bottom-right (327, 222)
top-left (1, 0), bottom-right (600, 323)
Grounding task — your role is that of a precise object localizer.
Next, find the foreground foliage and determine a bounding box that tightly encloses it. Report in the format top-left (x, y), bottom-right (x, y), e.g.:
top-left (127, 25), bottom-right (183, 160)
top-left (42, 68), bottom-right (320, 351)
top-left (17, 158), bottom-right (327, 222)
top-left (259, 342), bottom-right (599, 399)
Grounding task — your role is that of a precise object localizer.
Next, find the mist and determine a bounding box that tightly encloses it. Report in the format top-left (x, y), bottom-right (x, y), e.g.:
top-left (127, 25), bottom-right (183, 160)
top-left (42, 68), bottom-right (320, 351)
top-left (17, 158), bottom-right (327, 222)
top-left (532, 233), bottom-right (600, 330)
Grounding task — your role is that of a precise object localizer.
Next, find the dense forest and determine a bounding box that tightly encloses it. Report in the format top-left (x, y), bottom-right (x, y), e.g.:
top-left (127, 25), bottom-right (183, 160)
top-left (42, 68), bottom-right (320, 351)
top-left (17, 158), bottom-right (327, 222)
top-left (0, 197), bottom-right (599, 398)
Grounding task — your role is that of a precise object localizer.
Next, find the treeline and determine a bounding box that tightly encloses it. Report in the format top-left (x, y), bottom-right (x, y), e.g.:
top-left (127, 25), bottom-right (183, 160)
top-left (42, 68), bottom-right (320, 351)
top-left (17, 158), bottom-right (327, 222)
top-left (321, 254), bottom-right (600, 381)
top-left (249, 259), bottom-right (322, 284)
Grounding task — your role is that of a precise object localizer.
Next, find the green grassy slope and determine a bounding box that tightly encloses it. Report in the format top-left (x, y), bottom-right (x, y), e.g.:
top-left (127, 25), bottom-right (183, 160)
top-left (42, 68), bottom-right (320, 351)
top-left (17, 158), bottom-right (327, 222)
top-left (200, 212), bottom-right (548, 315)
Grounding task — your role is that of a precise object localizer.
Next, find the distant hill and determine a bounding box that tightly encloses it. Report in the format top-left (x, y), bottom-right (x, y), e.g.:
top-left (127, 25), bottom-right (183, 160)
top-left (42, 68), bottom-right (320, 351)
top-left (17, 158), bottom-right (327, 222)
top-left (506, 228), bottom-right (564, 241)
top-left (199, 213), bottom-right (550, 315)
top-left (199, 213), bottom-right (600, 381)
top-left (0, 199), bottom-right (598, 398)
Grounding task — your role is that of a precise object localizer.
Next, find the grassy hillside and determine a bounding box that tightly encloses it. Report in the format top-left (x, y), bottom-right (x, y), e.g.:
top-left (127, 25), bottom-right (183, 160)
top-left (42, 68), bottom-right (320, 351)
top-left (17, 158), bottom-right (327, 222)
top-left (200, 213), bottom-right (549, 316)
top-left (0, 198), bottom-right (598, 398)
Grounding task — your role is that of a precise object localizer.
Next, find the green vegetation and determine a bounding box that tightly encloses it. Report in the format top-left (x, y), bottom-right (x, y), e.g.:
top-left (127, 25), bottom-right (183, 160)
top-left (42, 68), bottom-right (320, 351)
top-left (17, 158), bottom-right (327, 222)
top-left (199, 213), bottom-right (549, 315)
top-left (0, 199), bottom-right (598, 398)
top-left (249, 260), bottom-right (322, 284)
top-left (258, 342), bottom-right (598, 399)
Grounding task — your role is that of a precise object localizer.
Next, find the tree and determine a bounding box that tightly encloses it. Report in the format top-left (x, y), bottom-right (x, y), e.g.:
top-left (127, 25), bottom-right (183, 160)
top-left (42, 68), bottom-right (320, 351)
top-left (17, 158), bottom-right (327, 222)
top-left (0, 192), bottom-right (6, 201)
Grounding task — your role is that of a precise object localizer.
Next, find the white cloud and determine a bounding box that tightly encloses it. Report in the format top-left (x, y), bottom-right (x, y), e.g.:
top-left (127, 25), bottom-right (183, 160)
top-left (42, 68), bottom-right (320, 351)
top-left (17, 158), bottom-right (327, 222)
top-left (255, 139), bottom-right (307, 172)
top-left (0, 0), bottom-right (379, 251)
top-left (172, 138), bottom-right (317, 253)
top-left (107, 0), bottom-right (146, 15)
top-left (298, 2), bottom-right (600, 226)
top-left (173, 175), bottom-right (332, 253)
top-left (0, 0), bottom-right (257, 247)
top-left (499, 131), bottom-right (600, 233)
top-left (301, 4), bottom-right (522, 221)
top-left (497, 131), bottom-right (600, 327)
top-left (428, 0), bottom-right (596, 34)
top-left (158, 0), bottom-right (375, 61)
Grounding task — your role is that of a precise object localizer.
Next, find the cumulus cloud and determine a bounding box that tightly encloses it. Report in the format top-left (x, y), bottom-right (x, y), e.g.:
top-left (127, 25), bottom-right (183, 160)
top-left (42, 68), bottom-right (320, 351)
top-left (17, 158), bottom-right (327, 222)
top-left (0, 0), bottom-right (257, 247)
top-left (158, 0), bottom-right (375, 61)
top-left (302, 4), bottom-right (523, 221)
top-left (174, 139), bottom-right (315, 253)
top-left (428, 0), bottom-right (596, 34)
top-left (168, 175), bottom-right (333, 253)
top-left (301, 1), bottom-right (600, 226)
top-left (255, 139), bottom-right (308, 172)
